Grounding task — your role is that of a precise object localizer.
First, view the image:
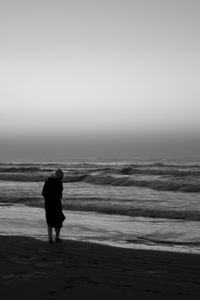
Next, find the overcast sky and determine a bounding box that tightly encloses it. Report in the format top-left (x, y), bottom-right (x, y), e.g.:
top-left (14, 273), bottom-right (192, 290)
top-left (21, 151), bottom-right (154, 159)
top-left (1, 0), bottom-right (200, 159)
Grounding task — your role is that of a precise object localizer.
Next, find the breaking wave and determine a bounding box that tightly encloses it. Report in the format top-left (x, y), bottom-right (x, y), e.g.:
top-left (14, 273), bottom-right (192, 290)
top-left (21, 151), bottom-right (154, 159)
top-left (119, 167), bottom-right (200, 177)
top-left (0, 174), bottom-right (200, 193)
top-left (1, 161), bottom-right (200, 193)
top-left (0, 195), bottom-right (200, 221)
top-left (0, 167), bottom-right (53, 173)
top-left (78, 175), bottom-right (200, 193)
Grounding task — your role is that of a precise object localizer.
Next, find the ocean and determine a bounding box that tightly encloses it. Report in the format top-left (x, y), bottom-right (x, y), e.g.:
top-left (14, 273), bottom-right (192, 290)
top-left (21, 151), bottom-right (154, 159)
top-left (0, 160), bottom-right (200, 253)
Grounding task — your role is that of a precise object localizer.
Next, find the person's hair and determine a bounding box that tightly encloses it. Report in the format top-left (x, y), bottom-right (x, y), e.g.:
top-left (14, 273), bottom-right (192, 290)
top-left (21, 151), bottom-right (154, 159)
top-left (55, 169), bottom-right (64, 178)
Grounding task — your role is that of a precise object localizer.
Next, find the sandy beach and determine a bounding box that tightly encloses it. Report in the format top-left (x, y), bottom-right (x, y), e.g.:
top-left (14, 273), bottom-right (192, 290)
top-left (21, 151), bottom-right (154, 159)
top-left (1, 236), bottom-right (200, 299)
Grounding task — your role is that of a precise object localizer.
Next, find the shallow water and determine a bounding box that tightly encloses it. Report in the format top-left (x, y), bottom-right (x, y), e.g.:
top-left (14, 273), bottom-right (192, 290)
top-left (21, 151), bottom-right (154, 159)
top-left (0, 180), bottom-right (200, 220)
top-left (1, 204), bottom-right (200, 254)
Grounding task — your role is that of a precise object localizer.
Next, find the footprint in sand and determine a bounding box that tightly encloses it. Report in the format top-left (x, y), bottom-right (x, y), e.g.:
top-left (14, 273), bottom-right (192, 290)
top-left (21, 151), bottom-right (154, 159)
top-left (146, 288), bottom-right (162, 294)
top-left (64, 285), bottom-right (73, 289)
top-left (63, 276), bottom-right (76, 289)
top-left (48, 291), bottom-right (56, 295)
top-left (87, 279), bottom-right (99, 284)
top-left (114, 283), bottom-right (133, 288)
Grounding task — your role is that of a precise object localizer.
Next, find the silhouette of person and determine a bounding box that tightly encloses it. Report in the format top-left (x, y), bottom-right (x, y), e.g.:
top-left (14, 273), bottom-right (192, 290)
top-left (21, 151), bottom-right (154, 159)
top-left (42, 168), bottom-right (65, 244)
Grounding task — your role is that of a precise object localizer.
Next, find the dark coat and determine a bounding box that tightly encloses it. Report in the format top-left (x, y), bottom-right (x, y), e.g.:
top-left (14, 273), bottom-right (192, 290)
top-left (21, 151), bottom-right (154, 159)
top-left (42, 177), bottom-right (65, 228)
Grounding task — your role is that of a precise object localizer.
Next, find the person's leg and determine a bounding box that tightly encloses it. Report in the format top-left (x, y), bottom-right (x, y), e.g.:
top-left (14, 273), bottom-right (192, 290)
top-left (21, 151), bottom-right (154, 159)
top-left (55, 227), bottom-right (61, 241)
top-left (48, 226), bottom-right (53, 242)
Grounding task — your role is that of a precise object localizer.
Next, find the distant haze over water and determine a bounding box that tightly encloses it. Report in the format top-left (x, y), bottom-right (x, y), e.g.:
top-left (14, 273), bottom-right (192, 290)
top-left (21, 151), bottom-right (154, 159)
top-left (1, 132), bottom-right (200, 162)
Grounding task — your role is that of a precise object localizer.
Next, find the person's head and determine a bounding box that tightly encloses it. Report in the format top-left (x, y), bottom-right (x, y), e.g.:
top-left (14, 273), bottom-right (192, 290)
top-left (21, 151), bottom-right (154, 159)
top-left (55, 168), bottom-right (64, 179)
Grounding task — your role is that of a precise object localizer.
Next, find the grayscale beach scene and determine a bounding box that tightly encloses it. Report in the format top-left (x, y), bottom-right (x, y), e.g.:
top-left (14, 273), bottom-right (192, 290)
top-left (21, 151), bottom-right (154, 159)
top-left (1, 0), bottom-right (200, 299)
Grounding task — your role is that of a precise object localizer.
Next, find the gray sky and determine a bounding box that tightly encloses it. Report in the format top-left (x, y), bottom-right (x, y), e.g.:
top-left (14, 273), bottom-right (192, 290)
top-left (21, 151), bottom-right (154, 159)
top-left (1, 0), bottom-right (200, 159)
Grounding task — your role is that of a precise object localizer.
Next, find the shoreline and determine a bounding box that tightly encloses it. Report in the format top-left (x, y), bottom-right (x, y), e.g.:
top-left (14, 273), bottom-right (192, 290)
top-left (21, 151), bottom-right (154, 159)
top-left (1, 204), bottom-right (200, 255)
top-left (1, 235), bottom-right (200, 299)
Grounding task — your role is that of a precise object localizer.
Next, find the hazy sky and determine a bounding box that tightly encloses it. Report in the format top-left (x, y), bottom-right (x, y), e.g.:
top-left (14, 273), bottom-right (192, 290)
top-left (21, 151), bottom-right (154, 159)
top-left (1, 0), bottom-right (200, 159)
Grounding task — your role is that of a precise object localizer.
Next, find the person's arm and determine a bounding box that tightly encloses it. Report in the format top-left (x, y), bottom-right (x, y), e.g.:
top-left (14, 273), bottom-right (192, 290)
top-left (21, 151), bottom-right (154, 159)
top-left (42, 181), bottom-right (47, 197)
top-left (58, 181), bottom-right (63, 199)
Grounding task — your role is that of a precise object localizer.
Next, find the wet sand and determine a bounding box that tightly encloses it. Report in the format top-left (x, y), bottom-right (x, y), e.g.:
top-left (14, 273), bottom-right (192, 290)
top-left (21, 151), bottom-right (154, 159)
top-left (1, 235), bottom-right (200, 299)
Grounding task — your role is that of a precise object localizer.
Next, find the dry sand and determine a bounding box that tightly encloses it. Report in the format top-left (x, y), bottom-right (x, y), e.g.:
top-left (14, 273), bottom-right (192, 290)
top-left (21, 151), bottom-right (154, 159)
top-left (1, 235), bottom-right (200, 299)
